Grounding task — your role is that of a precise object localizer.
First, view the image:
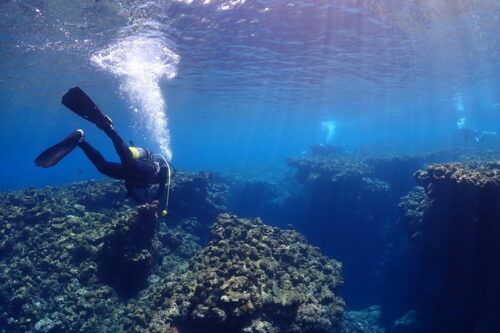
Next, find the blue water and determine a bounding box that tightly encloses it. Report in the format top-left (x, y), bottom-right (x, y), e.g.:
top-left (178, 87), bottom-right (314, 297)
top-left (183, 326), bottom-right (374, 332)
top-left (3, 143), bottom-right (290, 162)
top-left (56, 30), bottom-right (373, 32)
top-left (1, 0), bottom-right (498, 189)
top-left (1, 0), bottom-right (500, 331)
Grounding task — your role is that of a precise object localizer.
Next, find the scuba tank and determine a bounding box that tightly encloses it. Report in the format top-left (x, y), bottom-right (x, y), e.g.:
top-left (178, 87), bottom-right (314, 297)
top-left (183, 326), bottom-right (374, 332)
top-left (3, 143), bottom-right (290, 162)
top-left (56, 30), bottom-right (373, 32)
top-left (128, 146), bottom-right (151, 160)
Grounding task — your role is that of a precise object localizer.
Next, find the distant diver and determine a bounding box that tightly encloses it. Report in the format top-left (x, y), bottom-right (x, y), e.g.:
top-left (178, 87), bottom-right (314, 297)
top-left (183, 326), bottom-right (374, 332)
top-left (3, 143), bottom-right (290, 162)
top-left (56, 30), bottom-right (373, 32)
top-left (456, 117), bottom-right (497, 144)
top-left (35, 87), bottom-right (173, 217)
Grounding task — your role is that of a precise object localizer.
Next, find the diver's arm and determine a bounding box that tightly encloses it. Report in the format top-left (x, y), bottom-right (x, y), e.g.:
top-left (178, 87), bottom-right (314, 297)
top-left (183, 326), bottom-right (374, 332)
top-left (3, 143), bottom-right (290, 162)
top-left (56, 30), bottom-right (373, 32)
top-left (125, 182), bottom-right (147, 204)
top-left (156, 167), bottom-right (168, 215)
top-left (156, 179), bottom-right (166, 200)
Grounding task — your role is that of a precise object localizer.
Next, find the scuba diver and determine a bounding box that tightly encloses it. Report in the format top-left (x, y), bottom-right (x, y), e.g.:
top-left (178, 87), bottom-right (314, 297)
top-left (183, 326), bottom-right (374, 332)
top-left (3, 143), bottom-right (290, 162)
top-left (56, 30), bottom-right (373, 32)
top-left (457, 117), bottom-right (497, 144)
top-left (35, 87), bottom-right (173, 216)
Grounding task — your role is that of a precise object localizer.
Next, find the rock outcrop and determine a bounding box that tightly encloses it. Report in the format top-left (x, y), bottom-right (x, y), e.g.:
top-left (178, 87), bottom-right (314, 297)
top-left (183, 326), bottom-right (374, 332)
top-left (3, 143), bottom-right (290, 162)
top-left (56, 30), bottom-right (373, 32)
top-left (127, 214), bottom-right (345, 333)
top-left (0, 174), bottom-right (217, 332)
top-left (97, 204), bottom-right (159, 298)
top-left (399, 162), bottom-right (500, 332)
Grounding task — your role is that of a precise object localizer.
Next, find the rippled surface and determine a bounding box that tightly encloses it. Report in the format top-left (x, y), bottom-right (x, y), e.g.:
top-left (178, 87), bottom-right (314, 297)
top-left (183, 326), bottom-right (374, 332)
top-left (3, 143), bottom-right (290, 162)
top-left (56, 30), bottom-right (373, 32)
top-left (2, 0), bottom-right (498, 111)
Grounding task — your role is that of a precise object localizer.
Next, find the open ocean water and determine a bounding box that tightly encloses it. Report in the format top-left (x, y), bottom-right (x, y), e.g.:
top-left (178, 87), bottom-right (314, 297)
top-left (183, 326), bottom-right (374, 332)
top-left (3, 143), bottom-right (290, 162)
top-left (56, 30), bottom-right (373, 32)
top-left (0, 1), bottom-right (499, 332)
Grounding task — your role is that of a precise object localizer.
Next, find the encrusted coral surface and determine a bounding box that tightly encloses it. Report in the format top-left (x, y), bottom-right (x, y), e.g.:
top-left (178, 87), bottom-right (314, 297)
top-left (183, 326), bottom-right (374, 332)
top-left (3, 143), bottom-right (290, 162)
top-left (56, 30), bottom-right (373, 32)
top-left (400, 162), bottom-right (500, 244)
top-left (415, 161), bottom-right (500, 190)
top-left (0, 173), bottom-right (221, 332)
top-left (398, 186), bottom-right (429, 240)
top-left (0, 175), bottom-right (344, 333)
top-left (97, 204), bottom-right (159, 297)
top-left (0, 184), bottom-right (132, 332)
top-left (287, 157), bottom-right (371, 187)
top-left (127, 214), bottom-right (345, 333)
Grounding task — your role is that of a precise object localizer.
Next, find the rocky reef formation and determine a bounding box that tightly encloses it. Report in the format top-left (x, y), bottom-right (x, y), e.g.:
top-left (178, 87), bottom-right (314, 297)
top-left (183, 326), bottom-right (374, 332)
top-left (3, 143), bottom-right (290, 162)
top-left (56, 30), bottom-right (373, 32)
top-left (0, 182), bottom-right (135, 332)
top-left (219, 148), bottom-right (500, 327)
top-left (399, 162), bottom-right (500, 332)
top-left (97, 204), bottom-right (159, 298)
top-left (0, 173), bottom-right (344, 333)
top-left (0, 171), bottom-right (224, 333)
top-left (126, 214), bottom-right (345, 333)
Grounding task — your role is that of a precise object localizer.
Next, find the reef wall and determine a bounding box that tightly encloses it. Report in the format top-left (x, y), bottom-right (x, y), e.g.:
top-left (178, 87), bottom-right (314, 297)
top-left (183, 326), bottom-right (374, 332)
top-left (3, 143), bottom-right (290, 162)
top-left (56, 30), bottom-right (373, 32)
top-left (219, 147), bottom-right (500, 326)
top-left (399, 162), bottom-right (500, 332)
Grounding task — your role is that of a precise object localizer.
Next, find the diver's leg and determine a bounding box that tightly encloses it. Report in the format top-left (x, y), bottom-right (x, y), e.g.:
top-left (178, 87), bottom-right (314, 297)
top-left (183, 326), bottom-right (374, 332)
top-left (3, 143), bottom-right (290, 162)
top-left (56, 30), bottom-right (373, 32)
top-left (35, 130), bottom-right (84, 168)
top-left (78, 140), bottom-right (127, 179)
top-left (101, 126), bottom-right (137, 167)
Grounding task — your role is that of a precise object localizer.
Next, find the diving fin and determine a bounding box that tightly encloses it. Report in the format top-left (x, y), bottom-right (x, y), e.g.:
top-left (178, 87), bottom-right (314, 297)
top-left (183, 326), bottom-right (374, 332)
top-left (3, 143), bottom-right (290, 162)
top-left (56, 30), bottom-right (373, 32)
top-left (35, 130), bottom-right (84, 168)
top-left (61, 87), bottom-right (112, 130)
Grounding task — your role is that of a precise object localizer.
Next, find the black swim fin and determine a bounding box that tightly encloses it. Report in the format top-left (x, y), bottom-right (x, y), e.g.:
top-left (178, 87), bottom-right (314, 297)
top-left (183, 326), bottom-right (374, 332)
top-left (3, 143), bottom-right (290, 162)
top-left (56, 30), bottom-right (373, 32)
top-left (35, 130), bottom-right (84, 168)
top-left (61, 87), bottom-right (112, 129)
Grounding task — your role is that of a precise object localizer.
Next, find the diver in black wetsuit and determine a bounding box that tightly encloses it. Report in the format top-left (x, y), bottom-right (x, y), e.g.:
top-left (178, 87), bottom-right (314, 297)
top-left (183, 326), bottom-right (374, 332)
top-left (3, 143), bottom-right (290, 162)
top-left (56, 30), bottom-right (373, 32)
top-left (35, 87), bottom-right (172, 216)
top-left (459, 126), bottom-right (497, 144)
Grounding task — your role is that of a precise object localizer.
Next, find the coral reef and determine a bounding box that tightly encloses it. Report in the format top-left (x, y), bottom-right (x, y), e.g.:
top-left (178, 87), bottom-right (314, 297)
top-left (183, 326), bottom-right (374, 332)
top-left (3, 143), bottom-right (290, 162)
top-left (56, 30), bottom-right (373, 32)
top-left (287, 157), bottom-right (371, 187)
top-left (399, 162), bottom-right (500, 332)
top-left (222, 150), bottom-right (500, 326)
top-left (0, 173), bottom-right (344, 333)
top-left (400, 162), bottom-right (500, 248)
top-left (97, 204), bottom-right (159, 298)
top-left (217, 148), bottom-right (500, 328)
top-left (0, 172), bottom-right (221, 332)
top-left (398, 187), bottom-right (429, 241)
top-left (127, 214), bottom-right (345, 333)
top-left (0, 182), bottom-right (133, 332)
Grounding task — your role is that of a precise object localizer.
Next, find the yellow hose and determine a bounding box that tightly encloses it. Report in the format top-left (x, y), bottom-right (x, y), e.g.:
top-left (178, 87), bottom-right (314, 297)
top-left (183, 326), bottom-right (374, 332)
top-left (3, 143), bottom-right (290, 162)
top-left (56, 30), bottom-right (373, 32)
top-left (154, 153), bottom-right (171, 217)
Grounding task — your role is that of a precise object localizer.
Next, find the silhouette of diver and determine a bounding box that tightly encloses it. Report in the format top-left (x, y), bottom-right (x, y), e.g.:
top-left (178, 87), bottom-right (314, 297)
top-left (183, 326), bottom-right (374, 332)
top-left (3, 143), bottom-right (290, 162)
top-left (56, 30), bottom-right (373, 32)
top-left (458, 126), bottom-right (497, 144)
top-left (35, 87), bottom-right (173, 216)
top-left (456, 117), bottom-right (496, 144)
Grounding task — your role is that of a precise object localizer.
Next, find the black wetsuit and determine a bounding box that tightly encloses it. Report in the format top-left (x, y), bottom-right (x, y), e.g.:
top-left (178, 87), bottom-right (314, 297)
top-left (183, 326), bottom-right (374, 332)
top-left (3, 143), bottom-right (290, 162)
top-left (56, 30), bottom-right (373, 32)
top-left (78, 126), bottom-right (168, 209)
